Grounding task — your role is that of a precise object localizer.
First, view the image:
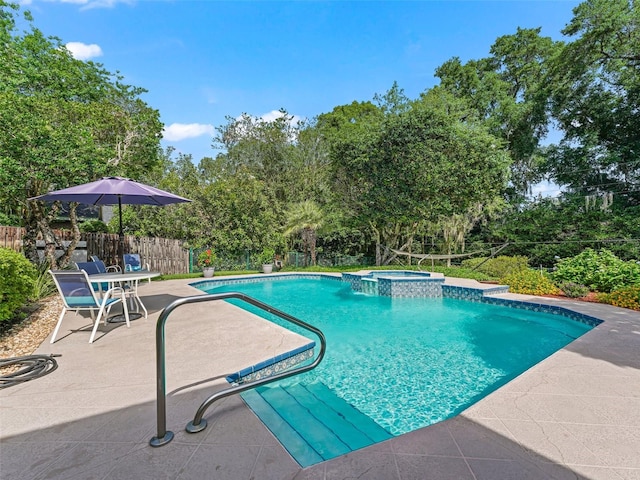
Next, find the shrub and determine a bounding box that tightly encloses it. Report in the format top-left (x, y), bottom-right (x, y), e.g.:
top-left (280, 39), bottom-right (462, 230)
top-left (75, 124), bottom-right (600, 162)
top-left (32, 262), bottom-right (57, 300)
top-left (0, 248), bottom-right (37, 322)
top-left (500, 268), bottom-right (560, 296)
top-left (197, 248), bottom-right (218, 268)
top-left (461, 255), bottom-right (529, 279)
top-left (559, 282), bottom-right (590, 298)
top-left (552, 248), bottom-right (640, 293)
top-left (255, 247), bottom-right (276, 265)
top-left (79, 219), bottom-right (109, 233)
top-left (598, 286), bottom-right (640, 311)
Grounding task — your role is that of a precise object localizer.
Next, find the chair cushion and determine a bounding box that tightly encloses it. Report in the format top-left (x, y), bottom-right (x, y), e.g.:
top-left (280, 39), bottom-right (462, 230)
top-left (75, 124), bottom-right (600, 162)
top-left (66, 296), bottom-right (120, 308)
top-left (65, 296), bottom-right (99, 308)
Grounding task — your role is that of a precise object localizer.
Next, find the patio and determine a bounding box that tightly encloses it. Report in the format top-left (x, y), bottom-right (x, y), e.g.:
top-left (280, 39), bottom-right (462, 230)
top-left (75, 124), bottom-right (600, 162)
top-left (1, 276), bottom-right (639, 480)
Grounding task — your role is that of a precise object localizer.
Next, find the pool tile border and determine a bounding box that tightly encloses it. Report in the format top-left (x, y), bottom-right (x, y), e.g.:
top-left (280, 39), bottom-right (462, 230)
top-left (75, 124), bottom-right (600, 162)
top-left (442, 285), bottom-right (602, 327)
top-left (226, 342), bottom-right (316, 384)
top-left (191, 272), bottom-right (341, 291)
top-left (192, 272), bottom-right (602, 335)
top-left (480, 295), bottom-right (603, 327)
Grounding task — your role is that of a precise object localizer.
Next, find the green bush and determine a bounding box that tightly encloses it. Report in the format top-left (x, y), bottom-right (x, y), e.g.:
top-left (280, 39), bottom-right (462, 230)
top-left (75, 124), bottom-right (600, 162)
top-left (500, 268), bottom-right (560, 296)
top-left (552, 248), bottom-right (640, 293)
top-left (559, 282), bottom-right (590, 298)
top-left (461, 255), bottom-right (529, 279)
top-left (79, 219), bottom-right (109, 233)
top-left (0, 248), bottom-right (37, 322)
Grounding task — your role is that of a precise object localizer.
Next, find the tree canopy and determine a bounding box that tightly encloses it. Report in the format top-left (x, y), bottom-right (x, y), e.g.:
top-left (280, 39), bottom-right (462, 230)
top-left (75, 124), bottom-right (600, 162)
top-left (1, 0), bottom-right (638, 268)
top-left (0, 1), bottom-right (162, 266)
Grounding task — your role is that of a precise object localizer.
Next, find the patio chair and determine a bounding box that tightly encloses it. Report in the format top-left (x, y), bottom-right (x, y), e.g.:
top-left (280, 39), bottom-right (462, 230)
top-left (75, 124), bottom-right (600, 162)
top-left (49, 270), bottom-right (129, 344)
top-left (123, 253), bottom-right (151, 285)
top-left (123, 253), bottom-right (150, 272)
top-left (75, 261), bottom-right (108, 293)
top-left (90, 255), bottom-right (121, 273)
top-left (83, 259), bottom-right (141, 315)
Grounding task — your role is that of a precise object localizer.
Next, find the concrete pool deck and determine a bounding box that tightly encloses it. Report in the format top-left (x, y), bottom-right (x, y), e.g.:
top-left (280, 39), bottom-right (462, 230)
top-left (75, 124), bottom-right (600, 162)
top-left (1, 275), bottom-right (639, 480)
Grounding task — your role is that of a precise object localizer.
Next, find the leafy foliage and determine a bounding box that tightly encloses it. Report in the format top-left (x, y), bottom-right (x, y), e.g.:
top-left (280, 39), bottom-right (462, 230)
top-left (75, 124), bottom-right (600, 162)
top-left (436, 27), bottom-right (560, 195)
top-left (2, 0), bottom-right (637, 282)
top-left (79, 219), bottom-right (109, 233)
top-left (254, 247), bottom-right (276, 266)
top-left (559, 282), bottom-right (590, 298)
top-left (461, 255), bottom-right (529, 279)
top-left (284, 200), bottom-right (325, 266)
top-left (546, 0), bottom-right (640, 204)
top-left (197, 248), bottom-right (218, 267)
top-left (0, 2), bottom-right (162, 267)
top-left (32, 261), bottom-right (56, 300)
top-left (481, 197), bottom-right (640, 267)
top-left (500, 268), bottom-right (560, 295)
top-left (0, 247), bottom-right (36, 322)
top-left (552, 248), bottom-right (640, 293)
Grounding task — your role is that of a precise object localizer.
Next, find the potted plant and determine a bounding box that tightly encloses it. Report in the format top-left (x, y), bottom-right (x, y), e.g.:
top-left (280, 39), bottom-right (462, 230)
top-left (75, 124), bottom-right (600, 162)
top-left (258, 247), bottom-right (275, 274)
top-left (197, 248), bottom-right (218, 278)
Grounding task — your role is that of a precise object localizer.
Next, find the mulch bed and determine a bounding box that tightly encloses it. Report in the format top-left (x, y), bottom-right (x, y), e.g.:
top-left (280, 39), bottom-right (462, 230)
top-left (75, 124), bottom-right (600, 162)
top-left (0, 296), bottom-right (62, 361)
top-left (539, 292), bottom-right (602, 303)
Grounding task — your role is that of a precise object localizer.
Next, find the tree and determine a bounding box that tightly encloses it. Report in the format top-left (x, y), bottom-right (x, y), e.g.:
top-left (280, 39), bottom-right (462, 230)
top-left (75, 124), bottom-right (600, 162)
top-left (284, 200), bottom-right (325, 266)
top-left (436, 28), bottom-right (561, 196)
top-left (316, 99), bottom-right (384, 256)
top-left (0, 2), bottom-right (162, 266)
top-left (321, 88), bottom-right (510, 265)
top-left (213, 110), bottom-right (301, 206)
top-left (545, 0), bottom-right (640, 206)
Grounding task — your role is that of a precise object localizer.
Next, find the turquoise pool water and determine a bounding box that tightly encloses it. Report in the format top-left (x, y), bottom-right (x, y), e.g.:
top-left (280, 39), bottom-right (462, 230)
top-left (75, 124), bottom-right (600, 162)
top-left (199, 276), bottom-right (593, 464)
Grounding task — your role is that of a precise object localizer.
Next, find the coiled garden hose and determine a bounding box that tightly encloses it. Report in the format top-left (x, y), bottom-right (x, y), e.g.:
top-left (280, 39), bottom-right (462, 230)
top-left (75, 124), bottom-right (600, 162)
top-left (0, 354), bottom-right (60, 389)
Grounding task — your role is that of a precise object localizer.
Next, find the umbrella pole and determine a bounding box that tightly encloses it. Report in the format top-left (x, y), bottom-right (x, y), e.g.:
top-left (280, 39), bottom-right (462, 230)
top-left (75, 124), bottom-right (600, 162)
top-left (118, 197), bottom-right (124, 268)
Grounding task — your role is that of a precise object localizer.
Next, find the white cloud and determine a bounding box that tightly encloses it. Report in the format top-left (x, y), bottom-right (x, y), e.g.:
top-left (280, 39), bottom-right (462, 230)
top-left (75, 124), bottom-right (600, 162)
top-left (163, 123), bottom-right (215, 142)
top-left (65, 42), bottom-right (103, 60)
top-left (259, 110), bottom-right (303, 125)
top-left (37, 0), bottom-right (134, 10)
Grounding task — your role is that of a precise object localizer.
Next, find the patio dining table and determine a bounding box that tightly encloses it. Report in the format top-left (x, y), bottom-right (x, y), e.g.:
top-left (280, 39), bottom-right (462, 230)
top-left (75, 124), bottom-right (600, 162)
top-left (89, 270), bottom-right (161, 321)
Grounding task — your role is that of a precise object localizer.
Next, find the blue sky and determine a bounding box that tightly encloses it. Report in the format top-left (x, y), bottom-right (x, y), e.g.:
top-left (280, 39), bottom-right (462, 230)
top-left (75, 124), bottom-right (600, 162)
top-left (24, 0), bottom-right (579, 195)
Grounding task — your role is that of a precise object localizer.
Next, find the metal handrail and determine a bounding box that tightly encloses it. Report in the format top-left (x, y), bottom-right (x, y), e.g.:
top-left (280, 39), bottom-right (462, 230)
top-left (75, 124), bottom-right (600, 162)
top-left (149, 292), bottom-right (327, 447)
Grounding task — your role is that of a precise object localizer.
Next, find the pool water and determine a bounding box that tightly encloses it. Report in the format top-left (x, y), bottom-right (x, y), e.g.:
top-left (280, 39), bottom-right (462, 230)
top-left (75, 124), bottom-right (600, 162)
top-left (201, 277), bottom-right (592, 463)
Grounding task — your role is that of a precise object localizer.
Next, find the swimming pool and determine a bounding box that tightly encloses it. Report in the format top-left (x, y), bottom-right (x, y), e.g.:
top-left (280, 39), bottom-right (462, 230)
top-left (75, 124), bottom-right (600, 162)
top-left (196, 275), bottom-right (595, 465)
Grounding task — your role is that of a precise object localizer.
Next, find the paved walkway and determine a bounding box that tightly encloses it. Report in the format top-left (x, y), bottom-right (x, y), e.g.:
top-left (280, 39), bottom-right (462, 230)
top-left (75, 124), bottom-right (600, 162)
top-left (1, 275), bottom-right (639, 479)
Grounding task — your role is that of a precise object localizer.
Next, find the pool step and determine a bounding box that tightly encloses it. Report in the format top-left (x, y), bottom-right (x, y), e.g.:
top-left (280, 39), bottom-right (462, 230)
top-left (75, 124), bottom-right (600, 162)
top-left (241, 381), bottom-right (392, 467)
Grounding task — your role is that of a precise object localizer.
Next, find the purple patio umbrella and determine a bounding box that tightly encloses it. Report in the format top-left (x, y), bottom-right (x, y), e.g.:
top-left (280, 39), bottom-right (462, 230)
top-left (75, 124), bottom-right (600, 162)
top-left (30, 177), bottom-right (191, 261)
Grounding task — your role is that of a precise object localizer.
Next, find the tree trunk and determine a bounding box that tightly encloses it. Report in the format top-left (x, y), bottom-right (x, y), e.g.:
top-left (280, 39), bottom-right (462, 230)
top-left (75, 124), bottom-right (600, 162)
top-left (22, 205), bottom-right (40, 264)
top-left (55, 203), bottom-right (81, 268)
top-left (308, 228), bottom-right (317, 266)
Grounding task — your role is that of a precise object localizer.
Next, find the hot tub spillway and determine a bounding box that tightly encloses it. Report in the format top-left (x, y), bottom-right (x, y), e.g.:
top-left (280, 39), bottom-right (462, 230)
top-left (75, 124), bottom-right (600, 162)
top-left (361, 277), bottom-right (379, 295)
top-left (342, 271), bottom-right (445, 298)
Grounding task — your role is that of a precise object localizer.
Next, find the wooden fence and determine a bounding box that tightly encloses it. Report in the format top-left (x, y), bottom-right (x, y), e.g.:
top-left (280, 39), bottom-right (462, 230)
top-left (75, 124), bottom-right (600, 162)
top-left (0, 226), bottom-right (189, 275)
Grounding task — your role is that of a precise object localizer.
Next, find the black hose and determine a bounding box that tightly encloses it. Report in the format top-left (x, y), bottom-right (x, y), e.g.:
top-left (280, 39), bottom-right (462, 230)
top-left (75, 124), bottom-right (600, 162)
top-left (0, 354), bottom-right (60, 389)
